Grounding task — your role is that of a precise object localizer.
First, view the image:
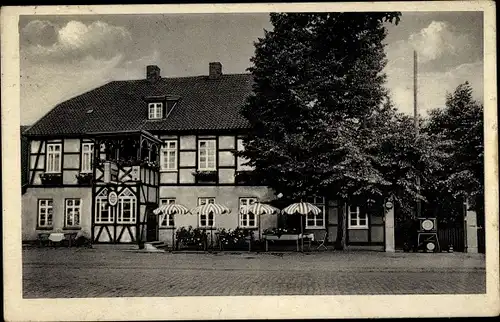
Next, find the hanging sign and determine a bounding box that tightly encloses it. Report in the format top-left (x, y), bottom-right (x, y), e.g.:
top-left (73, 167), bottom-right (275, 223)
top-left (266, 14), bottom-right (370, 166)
top-left (385, 201), bottom-right (393, 210)
top-left (108, 191), bottom-right (118, 206)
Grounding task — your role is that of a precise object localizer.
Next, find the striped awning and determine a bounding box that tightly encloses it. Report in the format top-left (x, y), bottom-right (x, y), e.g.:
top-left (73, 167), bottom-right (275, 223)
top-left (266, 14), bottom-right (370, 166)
top-left (189, 203), bottom-right (231, 216)
top-left (153, 203), bottom-right (190, 215)
top-left (282, 202), bottom-right (322, 216)
top-left (240, 203), bottom-right (280, 216)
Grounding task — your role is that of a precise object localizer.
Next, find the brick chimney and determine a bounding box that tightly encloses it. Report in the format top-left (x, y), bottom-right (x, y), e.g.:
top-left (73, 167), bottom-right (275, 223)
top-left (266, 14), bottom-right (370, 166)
top-left (209, 62), bottom-right (222, 79)
top-left (146, 65), bottom-right (161, 83)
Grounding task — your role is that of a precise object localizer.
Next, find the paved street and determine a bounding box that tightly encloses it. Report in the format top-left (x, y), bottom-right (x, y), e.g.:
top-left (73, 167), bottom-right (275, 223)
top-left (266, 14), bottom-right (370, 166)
top-left (22, 247), bottom-right (486, 298)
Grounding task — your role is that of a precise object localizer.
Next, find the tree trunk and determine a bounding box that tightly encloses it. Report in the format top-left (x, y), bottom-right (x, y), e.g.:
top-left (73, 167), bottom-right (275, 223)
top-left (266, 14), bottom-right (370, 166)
top-left (335, 203), bottom-right (347, 250)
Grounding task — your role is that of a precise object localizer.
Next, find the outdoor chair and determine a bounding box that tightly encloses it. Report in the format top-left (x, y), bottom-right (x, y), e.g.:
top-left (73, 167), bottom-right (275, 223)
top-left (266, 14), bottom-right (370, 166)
top-left (64, 232), bottom-right (78, 247)
top-left (37, 233), bottom-right (51, 247)
top-left (316, 230), bottom-right (328, 251)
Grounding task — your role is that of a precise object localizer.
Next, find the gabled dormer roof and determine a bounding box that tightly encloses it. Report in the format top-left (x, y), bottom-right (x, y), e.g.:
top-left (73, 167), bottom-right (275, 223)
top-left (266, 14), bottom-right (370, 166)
top-left (24, 70), bottom-right (254, 137)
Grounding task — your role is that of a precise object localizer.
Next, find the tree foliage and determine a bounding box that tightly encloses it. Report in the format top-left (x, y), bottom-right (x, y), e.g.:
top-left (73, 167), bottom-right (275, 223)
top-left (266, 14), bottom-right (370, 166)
top-left (239, 13), bottom-right (484, 247)
top-left (423, 82), bottom-right (484, 214)
top-left (240, 12), bottom-right (403, 204)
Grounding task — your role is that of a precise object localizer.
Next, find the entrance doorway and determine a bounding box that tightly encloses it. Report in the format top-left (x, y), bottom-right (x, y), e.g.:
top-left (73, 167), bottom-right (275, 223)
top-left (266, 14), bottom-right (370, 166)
top-left (146, 205), bottom-right (158, 242)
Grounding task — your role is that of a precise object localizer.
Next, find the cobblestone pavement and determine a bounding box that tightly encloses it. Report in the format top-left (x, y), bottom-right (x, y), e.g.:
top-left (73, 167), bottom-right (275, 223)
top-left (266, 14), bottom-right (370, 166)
top-left (22, 248), bottom-right (486, 298)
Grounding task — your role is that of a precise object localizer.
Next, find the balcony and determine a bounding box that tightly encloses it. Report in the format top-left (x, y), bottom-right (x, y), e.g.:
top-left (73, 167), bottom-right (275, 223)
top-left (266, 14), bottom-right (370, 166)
top-left (88, 130), bottom-right (162, 185)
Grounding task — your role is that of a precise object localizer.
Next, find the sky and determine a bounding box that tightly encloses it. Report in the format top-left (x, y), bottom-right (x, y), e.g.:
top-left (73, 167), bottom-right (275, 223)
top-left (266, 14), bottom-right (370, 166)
top-left (19, 12), bottom-right (484, 125)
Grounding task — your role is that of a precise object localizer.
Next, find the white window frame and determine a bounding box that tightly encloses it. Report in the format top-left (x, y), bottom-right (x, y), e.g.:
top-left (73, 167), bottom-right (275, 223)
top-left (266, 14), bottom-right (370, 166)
top-left (65, 198), bottom-right (81, 227)
top-left (198, 197), bottom-right (215, 228)
top-left (198, 140), bottom-right (216, 171)
top-left (38, 199), bottom-right (53, 228)
top-left (306, 196), bottom-right (326, 229)
top-left (160, 140), bottom-right (177, 171)
top-left (81, 143), bottom-right (94, 173)
top-left (95, 189), bottom-right (114, 224)
top-left (148, 102), bottom-right (163, 119)
top-left (46, 143), bottom-right (62, 173)
top-left (117, 188), bottom-right (137, 224)
top-left (239, 197), bottom-right (258, 228)
top-left (159, 198), bottom-right (176, 227)
top-left (347, 205), bottom-right (368, 229)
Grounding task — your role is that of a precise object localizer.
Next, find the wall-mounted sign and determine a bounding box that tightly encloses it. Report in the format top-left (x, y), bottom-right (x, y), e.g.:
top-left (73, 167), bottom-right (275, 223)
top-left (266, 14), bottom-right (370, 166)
top-left (108, 191), bottom-right (118, 206)
top-left (385, 201), bottom-right (393, 210)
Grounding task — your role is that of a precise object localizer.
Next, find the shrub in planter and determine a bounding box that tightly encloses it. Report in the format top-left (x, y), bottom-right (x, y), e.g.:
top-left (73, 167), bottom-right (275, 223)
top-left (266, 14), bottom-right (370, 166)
top-left (176, 226), bottom-right (208, 250)
top-left (217, 227), bottom-right (254, 250)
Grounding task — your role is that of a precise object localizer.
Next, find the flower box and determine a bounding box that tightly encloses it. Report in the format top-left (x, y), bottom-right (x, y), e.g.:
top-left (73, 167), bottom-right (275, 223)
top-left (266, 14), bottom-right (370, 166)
top-left (193, 170), bottom-right (218, 183)
top-left (97, 158), bottom-right (160, 171)
top-left (75, 172), bottom-right (93, 185)
top-left (40, 173), bottom-right (62, 185)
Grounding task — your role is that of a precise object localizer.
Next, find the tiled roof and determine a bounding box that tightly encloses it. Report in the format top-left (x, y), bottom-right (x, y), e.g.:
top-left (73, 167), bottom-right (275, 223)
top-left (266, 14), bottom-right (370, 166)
top-left (24, 73), bottom-right (254, 137)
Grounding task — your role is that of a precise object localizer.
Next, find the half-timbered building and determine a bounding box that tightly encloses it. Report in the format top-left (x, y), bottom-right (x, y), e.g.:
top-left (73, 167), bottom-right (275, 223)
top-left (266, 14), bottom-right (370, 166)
top-left (22, 62), bottom-right (392, 250)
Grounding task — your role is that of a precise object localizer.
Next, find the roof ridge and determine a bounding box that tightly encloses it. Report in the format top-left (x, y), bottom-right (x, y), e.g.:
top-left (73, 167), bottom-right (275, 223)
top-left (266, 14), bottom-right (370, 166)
top-left (115, 73), bottom-right (252, 83)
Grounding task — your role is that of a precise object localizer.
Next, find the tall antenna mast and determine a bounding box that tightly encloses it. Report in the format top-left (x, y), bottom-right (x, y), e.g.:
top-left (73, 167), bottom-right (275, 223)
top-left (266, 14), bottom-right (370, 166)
top-left (414, 50), bottom-right (419, 134)
top-left (414, 50), bottom-right (421, 217)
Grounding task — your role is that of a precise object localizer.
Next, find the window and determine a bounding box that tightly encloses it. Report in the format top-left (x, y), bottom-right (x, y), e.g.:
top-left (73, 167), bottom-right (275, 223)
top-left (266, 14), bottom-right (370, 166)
top-left (38, 199), bottom-right (53, 228)
top-left (117, 188), bottom-right (137, 224)
top-left (159, 198), bottom-right (176, 227)
top-left (95, 189), bottom-right (114, 224)
top-left (148, 102), bottom-right (163, 119)
top-left (81, 143), bottom-right (94, 173)
top-left (161, 141), bottom-right (177, 171)
top-left (239, 197), bottom-right (257, 228)
top-left (348, 205), bottom-right (368, 229)
top-left (65, 199), bottom-right (81, 227)
top-left (306, 196), bottom-right (326, 228)
top-left (198, 197), bottom-right (215, 227)
top-left (46, 143), bottom-right (62, 173)
top-left (198, 140), bottom-right (216, 170)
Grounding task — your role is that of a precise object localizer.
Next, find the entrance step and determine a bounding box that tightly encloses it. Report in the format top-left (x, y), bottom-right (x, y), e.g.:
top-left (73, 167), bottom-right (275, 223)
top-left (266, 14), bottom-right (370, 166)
top-left (147, 240), bottom-right (167, 247)
top-left (92, 244), bottom-right (138, 250)
top-left (144, 241), bottom-right (166, 252)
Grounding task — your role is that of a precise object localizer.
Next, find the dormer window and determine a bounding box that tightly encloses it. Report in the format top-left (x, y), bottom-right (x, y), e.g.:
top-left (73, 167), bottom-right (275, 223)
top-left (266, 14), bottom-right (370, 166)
top-left (148, 102), bottom-right (163, 119)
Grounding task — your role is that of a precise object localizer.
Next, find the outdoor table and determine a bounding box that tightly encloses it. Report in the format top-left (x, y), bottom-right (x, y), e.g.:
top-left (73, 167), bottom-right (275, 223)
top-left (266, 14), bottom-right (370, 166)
top-left (48, 233), bottom-right (64, 246)
top-left (263, 233), bottom-right (314, 252)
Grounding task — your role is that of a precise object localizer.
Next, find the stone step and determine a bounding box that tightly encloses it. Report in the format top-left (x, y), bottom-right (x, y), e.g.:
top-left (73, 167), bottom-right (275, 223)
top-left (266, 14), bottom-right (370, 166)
top-left (146, 240), bottom-right (166, 247)
top-left (143, 242), bottom-right (166, 252)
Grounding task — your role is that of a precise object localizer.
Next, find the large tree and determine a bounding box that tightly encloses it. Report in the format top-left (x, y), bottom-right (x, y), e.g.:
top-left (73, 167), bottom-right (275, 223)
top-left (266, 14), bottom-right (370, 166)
top-left (240, 12), bottom-right (401, 201)
top-left (423, 82), bottom-right (484, 219)
top-left (239, 13), bottom-right (416, 248)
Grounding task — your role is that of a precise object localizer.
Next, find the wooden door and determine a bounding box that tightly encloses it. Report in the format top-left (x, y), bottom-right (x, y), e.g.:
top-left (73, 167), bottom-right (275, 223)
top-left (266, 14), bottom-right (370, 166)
top-left (146, 206), bottom-right (158, 242)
